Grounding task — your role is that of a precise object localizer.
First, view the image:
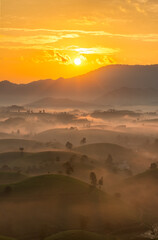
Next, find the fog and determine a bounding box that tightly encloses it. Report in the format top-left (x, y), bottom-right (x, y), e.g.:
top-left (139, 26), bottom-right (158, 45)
top-left (0, 104), bottom-right (158, 240)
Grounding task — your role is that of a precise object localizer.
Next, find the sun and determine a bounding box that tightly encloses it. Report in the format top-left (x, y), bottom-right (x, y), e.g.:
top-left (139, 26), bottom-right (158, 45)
top-left (74, 58), bottom-right (81, 66)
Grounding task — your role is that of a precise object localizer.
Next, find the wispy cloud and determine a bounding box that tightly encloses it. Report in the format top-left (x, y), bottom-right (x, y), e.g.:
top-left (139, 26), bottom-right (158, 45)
top-left (1, 28), bottom-right (158, 43)
top-left (74, 47), bottom-right (119, 55)
top-left (96, 56), bottom-right (116, 65)
top-left (32, 51), bottom-right (72, 65)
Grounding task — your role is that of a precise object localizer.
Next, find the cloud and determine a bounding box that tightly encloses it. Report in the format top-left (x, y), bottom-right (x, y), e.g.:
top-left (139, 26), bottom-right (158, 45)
top-left (74, 47), bottom-right (119, 55)
top-left (96, 56), bottom-right (116, 65)
top-left (32, 51), bottom-right (72, 65)
top-left (1, 28), bottom-right (158, 44)
top-left (68, 17), bottom-right (97, 26)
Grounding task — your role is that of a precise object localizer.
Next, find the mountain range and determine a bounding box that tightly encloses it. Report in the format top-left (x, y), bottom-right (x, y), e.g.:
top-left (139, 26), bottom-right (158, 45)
top-left (1, 64), bottom-right (158, 106)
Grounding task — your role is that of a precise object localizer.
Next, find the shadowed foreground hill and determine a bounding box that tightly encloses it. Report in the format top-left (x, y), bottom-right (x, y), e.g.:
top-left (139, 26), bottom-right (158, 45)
top-left (0, 139), bottom-right (60, 153)
top-left (0, 150), bottom-right (95, 175)
top-left (0, 172), bottom-right (27, 185)
top-left (45, 230), bottom-right (107, 240)
top-left (0, 174), bottom-right (104, 201)
top-left (127, 168), bottom-right (158, 184)
top-left (0, 237), bottom-right (16, 240)
top-left (74, 143), bottom-right (135, 161)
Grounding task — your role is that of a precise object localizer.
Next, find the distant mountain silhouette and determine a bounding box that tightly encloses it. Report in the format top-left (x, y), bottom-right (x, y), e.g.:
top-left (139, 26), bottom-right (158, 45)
top-left (98, 87), bottom-right (158, 105)
top-left (1, 64), bottom-right (158, 105)
top-left (26, 97), bottom-right (95, 108)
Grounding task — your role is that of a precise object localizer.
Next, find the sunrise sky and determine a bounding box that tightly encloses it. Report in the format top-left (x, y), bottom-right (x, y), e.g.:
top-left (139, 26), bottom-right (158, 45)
top-left (0, 0), bottom-right (158, 83)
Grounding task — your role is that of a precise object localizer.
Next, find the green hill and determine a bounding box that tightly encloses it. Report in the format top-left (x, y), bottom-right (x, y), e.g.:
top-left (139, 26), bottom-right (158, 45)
top-left (0, 236), bottom-right (16, 240)
top-left (0, 138), bottom-right (63, 153)
top-left (127, 168), bottom-right (158, 184)
top-left (0, 172), bottom-right (27, 185)
top-left (0, 174), bottom-right (104, 201)
top-left (45, 230), bottom-right (107, 240)
top-left (0, 150), bottom-right (95, 175)
top-left (74, 143), bottom-right (135, 162)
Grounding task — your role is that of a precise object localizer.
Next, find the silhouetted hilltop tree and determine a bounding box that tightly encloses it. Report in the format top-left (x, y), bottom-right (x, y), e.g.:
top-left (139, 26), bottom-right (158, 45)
top-left (98, 176), bottom-right (103, 189)
top-left (90, 172), bottom-right (97, 187)
top-left (80, 137), bottom-right (87, 145)
top-left (65, 141), bottom-right (73, 150)
top-left (63, 161), bottom-right (74, 175)
top-left (150, 162), bottom-right (157, 170)
top-left (19, 147), bottom-right (24, 156)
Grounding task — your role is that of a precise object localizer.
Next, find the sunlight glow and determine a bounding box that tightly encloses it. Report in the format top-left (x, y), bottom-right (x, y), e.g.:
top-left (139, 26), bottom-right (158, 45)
top-left (74, 58), bottom-right (82, 65)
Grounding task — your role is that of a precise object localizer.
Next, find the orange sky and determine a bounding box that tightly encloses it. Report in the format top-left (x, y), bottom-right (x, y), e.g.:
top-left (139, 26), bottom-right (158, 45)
top-left (0, 0), bottom-right (158, 83)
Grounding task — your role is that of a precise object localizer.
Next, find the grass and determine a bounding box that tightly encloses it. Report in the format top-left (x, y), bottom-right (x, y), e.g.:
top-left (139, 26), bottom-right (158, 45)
top-left (0, 150), bottom-right (93, 167)
top-left (74, 143), bottom-right (134, 161)
top-left (45, 230), bottom-right (108, 240)
top-left (127, 168), bottom-right (158, 184)
top-left (0, 236), bottom-right (16, 240)
top-left (0, 174), bottom-right (105, 202)
top-left (0, 172), bottom-right (26, 185)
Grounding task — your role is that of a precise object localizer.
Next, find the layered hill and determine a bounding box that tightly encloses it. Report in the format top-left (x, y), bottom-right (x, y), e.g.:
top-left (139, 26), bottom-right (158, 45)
top-left (1, 65), bottom-right (158, 104)
top-left (45, 230), bottom-right (107, 240)
top-left (0, 174), bottom-right (103, 201)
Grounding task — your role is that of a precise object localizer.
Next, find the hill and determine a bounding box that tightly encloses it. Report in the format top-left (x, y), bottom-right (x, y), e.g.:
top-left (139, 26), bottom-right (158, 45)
top-left (0, 237), bottom-right (16, 240)
top-left (0, 172), bottom-right (27, 185)
top-left (98, 87), bottom-right (158, 105)
top-left (33, 128), bottom-right (126, 145)
top-left (0, 150), bottom-right (95, 175)
top-left (0, 65), bottom-right (158, 104)
top-left (26, 97), bottom-right (95, 109)
top-left (0, 174), bottom-right (104, 202)
top-left (74, 143), bottom-right (134, 162)
top-left (127, 168), bottom-right (158, 184)
top-left (0, 139), bottom-right (62, 153)
top-left (45, 230), bottom-right (107, 240)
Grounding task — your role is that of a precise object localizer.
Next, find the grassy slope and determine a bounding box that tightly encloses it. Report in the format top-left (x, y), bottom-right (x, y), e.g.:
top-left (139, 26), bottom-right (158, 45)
top-left (74, 143), bottom-right (134, 161)
top-left (127, 168), bottom-right (158, 184)
top-left (0, 172), bottom-right (27, 185)
top-left (0, 138), bottom-right (63, 153)
top-left (0, 174), bottom-right (104, 201)
top-left (0, 237), bottom-right (16, 240)
top-left (0, 150), bottom-right (95, 170)
top-left (45, 230), bottom-right (107, 240)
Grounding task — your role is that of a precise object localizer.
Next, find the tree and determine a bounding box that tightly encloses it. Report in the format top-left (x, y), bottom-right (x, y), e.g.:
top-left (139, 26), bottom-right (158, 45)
top-left (63, 161), bottom-right (74, 175)
top-left (90, 172), bottom-right (97, 187)
top-left (150, 162), bottom-right (157, 170)
top-left (80, 137), bottom-right (86, 145)
top-left (105, 154), bottom-right (116, 172)
top-left (65, 141), bottom-right (73, 150)
top-left (19, 147), bottom-right (24, 155)
top-left (98, 177), bottom-right (103, 189)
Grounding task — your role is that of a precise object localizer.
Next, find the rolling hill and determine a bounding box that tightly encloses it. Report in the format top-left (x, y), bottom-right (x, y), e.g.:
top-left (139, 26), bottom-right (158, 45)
top-left (0, 139), bottom-right (62, 153)
top-left (74, 143), bottom-right (134, 162)
top-left (98, 87), bottom-right (158, 105)
top-left (45, 230), bottom-right (107, 240)
top-left (0, 174), bottom-right (104, 202)
top-left (0, 172), bottom-right (27, 185)
top-left (26, 97), bottom-right (96, 109)
top-left (0, 150), bottom-right (96, 180)
top-left (0, 237), bottom-right (16, 240)
top-left (127, 168), bottom-right (158, 184)
top-left (0, 65), bottom-right (158, 104)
